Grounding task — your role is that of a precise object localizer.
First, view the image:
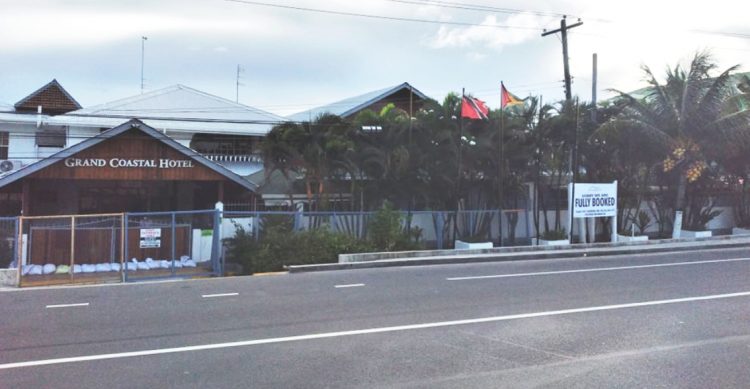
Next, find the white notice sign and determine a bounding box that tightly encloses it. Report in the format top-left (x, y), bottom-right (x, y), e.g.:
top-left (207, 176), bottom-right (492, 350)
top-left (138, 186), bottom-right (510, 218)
top-left (572, 182), bottom-right (617, 219)
top-left (140, 228), bottom-right (162, 248)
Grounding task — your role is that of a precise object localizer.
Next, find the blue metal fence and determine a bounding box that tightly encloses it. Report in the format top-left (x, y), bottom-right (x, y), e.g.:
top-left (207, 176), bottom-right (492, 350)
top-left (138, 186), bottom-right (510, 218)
top-left (221, 208), bottom-right (533, 250)
top-left (123, 210), bottom-right (221, 282)
top-left (0, 217), bottom-right (18, 269)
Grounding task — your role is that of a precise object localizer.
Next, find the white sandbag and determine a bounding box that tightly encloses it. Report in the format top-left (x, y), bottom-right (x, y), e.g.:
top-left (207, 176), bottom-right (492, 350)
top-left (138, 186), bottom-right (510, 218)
top-left (172, 260), bottom-right (183, 269)
top-left (42, 264), bottom-right (56, 275)
top-left (82, 264), bottom-right (96, 273)
top-left (182, 259), bottom-right (197, 268)
top-left (145, 258), bottom-right (160, 269)
top-left (159, 260), bottom-right (171, 269)
top-left (73, 264), bottom-right (83, 273)
top-left (126, 262), bottom-right (137, 272)
top-left (180, 255), bottom-right (190, 263)
top-left (136, 261), bottom-right (150, 270)
top-left (28, 265), bottom-right (43, 275)
top-left (22, 265), bottom-right (33, 276)
top-left (95, 263), bottom-right (111, 272)
top-left (55, 265), bottom-right (70, 274)
top-left (111, 263), bottom-right (121, 272)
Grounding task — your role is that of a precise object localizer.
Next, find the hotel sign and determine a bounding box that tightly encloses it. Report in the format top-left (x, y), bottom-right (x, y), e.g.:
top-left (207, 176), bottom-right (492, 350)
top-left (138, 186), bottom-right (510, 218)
top-left (64, 158), bottom-right (194, 169)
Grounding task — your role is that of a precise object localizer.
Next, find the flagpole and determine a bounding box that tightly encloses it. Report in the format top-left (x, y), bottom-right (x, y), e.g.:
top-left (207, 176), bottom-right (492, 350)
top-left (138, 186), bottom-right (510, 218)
top-left (453, 88), bottom-right (465, 246)
top-left (499, 82), bottom-right (505, 247)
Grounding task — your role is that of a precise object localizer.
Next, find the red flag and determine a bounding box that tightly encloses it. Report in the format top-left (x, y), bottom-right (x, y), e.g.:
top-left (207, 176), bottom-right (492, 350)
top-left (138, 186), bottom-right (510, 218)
top-left (461, 96), bottom-right (489, 120)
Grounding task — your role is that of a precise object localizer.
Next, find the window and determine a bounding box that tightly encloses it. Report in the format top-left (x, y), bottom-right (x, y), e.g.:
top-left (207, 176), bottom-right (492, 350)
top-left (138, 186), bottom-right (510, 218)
top-left (0, 132), bottom-right (7, 159)
top-left (190, 134), bottom-right (260, 156)
top-left (35, 125), bottom-right (66, 148)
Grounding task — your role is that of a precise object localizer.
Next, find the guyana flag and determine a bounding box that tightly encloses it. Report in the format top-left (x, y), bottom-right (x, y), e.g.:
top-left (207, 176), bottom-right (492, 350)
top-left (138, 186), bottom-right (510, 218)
top-left (501, 82), bottom-right (524, 109)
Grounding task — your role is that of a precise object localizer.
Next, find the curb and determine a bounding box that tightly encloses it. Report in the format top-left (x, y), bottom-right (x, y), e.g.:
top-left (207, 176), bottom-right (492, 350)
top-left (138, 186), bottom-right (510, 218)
top-left (287, 237), bottom-right (750, 273)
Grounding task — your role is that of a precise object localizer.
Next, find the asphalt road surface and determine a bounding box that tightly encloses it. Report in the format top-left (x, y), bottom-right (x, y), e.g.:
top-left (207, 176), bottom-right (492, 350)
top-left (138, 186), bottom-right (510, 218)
top-left (2, 247), bottom-right (750, 388)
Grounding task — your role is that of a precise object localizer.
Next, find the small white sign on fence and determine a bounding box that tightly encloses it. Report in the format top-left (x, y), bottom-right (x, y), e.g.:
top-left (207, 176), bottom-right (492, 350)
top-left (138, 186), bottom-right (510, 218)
top-left (139, 228), bottom-right (161, 248)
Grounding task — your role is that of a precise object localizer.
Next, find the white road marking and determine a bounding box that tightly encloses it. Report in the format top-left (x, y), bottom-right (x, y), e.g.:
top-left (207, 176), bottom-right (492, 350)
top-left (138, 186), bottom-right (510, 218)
top-left (201, 293), bottom-right (239, 298)
top-left (446, 257), bottom-right (750, 281)
top-left (4, 290), bottom-right (750, 370)
top-left (45, 303), bottom-right (89, 309)
top-left (335, 283), bottom-right (365, 288)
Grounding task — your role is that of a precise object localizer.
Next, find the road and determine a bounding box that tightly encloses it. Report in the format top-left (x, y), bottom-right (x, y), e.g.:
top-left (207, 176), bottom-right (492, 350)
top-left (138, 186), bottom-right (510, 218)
top-left (2, 247), bottom-right (750, 388)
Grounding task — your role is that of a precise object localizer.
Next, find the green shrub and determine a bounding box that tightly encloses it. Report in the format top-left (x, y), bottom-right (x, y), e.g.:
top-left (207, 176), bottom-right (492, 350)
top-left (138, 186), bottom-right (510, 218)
top-left (541, 228), bottom-right (567, 240)
top-left (224, 221), bottom-right (373, 274)
top-left (368, 202), bottom-right (423, 251)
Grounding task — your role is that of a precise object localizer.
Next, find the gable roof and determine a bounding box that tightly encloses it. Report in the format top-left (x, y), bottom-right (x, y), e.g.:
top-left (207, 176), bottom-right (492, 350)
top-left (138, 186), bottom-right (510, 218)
top-left (288, 82), bottom-right (428, 122)
top-left (49, 84), bottom-right (284, 136)
top-left (0, 118), bottom-right (258, 192)
top-left (14, 79), bottom-right (81, 114)
top-left (71, 84), bottom-right (284, 122)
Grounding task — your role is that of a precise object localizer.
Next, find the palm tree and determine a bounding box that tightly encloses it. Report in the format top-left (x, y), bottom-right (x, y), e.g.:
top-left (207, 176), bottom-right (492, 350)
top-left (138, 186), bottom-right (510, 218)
top-left (603, 52), bottom-right (750, 229)
top-left (261, 114), bottom-right (354, 210)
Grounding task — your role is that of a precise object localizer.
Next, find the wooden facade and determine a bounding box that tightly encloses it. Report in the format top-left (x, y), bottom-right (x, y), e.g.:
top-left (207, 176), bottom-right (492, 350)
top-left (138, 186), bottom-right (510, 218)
top-left (0, 120), bottom-right (257, 216)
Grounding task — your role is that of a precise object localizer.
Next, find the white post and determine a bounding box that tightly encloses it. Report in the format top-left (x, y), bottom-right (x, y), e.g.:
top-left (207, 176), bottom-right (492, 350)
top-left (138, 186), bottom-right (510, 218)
top-left (568, 183), bottom-right (573, 242)
top-left (578, 218), bottom-right (586, 243)
top-left (611, 180), bottom-right (618, 243)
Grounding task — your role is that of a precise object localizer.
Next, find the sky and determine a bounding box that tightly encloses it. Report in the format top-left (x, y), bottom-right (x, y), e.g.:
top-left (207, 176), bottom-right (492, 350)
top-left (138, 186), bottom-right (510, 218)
top-left (1, 0), bottom-right (749, 116)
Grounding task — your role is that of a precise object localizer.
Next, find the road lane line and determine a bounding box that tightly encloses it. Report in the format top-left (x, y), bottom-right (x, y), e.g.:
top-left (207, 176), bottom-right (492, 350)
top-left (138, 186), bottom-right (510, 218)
top-left (446, 257), bottom-right (750, 281)
top-left (335, 284), bottom-right (365, 288)
top-left (201, 293), bottom-right (239, 298)
top-left (45, 303), bottom-right (89, 309)
top-left (4, 290), bottom-right (750, 370)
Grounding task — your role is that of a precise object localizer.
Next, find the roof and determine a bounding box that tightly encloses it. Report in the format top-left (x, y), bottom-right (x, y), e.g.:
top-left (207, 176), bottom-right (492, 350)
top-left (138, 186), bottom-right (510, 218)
top-left (14, 79), bottom-right (81, 114)
top-left (245, 169), bottom-right (298, 195)
top-left (0, 119), bottom-right (259, 192)
top-left (288, 82), bottom-right (428, 122)
top-left (50, 84), bottom-right (286, 136)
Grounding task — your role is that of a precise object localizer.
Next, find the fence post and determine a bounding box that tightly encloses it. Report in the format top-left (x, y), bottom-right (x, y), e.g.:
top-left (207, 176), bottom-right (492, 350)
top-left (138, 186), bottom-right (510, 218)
top-left (332, 211), bottom-right (338, 232)
top-left (124, 213), bottom-right (129, 282)
top-left (171, 212), bottom-right (176, 276)
top-left (294, 211), bottom-right (302, 231)
top-left (498, 209), bottom-right (503, 247)
top-left (213, 202), bottom-right (224, 276)
top-left (436, 212), bottom-right (444, 250)
top-left (253, 212), bottom-right (259, 241)
top-left (524, 207), bottom-right (532, 245)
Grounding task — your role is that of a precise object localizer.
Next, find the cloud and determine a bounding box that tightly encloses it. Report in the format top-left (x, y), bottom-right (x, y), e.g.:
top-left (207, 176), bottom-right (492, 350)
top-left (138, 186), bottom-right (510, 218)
top-left (429, 14), bottom-right (552, 50)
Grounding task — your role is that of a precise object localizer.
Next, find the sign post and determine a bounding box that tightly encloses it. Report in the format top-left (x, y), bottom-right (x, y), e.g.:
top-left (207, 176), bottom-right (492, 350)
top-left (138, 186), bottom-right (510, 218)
top-left (570, 181), bottom-right (618, 243)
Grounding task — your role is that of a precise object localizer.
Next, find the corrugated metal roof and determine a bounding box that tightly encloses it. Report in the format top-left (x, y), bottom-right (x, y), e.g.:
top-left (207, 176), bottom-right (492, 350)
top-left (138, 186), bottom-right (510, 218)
top-left (288, 82), bottom-right (427, 122)
top-left (50, 84), bottom-right (286, 135)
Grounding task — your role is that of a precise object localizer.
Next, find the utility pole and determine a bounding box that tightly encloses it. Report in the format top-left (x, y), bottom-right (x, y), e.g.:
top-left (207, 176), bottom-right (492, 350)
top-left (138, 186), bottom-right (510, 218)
top-left (541, 16), bottom-right (583, 101)
top-left (235, 65), bottom-right (245, 103)
top-left (591, 53), bottom-right (598, 122)
top-left (542, 17), bottom-right (582, 242)
top-left (140, 36), bottom-right (148, 94)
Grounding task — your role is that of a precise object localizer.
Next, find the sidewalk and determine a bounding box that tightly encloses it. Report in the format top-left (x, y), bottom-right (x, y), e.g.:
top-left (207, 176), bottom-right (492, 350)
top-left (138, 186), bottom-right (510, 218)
top-left (287, 235), bottom-right (750, 273)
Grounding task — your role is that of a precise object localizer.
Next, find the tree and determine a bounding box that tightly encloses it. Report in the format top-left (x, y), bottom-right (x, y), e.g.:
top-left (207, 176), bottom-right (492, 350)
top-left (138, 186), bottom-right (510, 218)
top-left (602, 52), bottom-right (750, 229)
top-left (261, 114), bottom-right (354, 210)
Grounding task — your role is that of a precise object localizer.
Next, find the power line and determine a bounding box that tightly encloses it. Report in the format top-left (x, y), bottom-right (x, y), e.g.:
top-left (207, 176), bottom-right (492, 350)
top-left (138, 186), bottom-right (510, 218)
top-left (223, 0), bottom-right (543, 31)
top-left (384, 0), bottom-right (566, 18)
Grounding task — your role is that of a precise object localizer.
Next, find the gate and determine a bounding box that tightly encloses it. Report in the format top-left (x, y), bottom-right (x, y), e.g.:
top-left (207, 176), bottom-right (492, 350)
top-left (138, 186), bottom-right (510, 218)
top-left (18, 213), bottom-right (124, 287)
top-left (123, 210), bottom-right (221, 282)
